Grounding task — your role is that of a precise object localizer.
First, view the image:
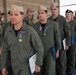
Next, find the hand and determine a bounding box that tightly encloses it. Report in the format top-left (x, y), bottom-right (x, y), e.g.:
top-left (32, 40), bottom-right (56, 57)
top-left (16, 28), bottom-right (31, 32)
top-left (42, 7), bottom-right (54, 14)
top-left (65, 46), bottom-right (69, 50)
top-left (56, 50), bottom-right (59, 58)
top-left (1, 68), bottom-right (8, 75)
top-left (35, 65), bottom-right (41, 73)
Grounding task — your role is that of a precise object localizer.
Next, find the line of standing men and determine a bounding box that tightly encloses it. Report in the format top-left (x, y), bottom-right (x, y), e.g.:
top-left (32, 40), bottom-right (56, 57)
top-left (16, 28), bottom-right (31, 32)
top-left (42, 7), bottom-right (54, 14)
top-left (0, 11), bottom-right (5, 75)
top-left (65, 9), bottom-right (76, 75)
top-left (48, 3), bottom-right (71, 75)
top-left (1, 5), bottom-right (44, 75)
top-left (0, 2), bottom-right (76, 75)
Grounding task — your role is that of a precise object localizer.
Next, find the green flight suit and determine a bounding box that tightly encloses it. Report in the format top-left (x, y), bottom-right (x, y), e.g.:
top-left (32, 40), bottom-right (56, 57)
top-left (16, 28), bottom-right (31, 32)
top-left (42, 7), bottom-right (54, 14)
top-left (23, 16), bottom-right (34, 27)
top-left (34, 19), bottom-right (61, 75)
top-left (2, 21), bottom-right (13, 75)
top-left (0, 20), bottom-right (4, 47)
top-left (2, 21), bottom-right (11, 37)
top-left (66, 20), bottom-right (76, 74)
top-left (0, 20), bottom-right (4, 75)
top-left (0, 20), bottom-right (4, 74)
top-left (48, 15), bottom-right (71, 75)
top-left (1, 23), bottom-right (44, 75)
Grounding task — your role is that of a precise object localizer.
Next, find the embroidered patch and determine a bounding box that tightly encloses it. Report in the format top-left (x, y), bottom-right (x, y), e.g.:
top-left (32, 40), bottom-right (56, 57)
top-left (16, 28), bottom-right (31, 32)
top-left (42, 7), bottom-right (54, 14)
top-left (38, 26), bottom-right (42, 31)
top-left (19, 30), bottom-right (26, 35)
top-left (56, 22), bottom-right (60, 25)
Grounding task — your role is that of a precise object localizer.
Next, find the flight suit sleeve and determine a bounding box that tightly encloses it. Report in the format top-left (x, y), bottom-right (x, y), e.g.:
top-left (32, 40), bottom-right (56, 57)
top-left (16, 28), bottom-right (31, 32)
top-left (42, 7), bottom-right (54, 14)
top-left (0, 22), bottom-right (5, 47)
top-left (23, 17), bottom-right (28, 25)
top-left (30, 29), bottom-right (44, 66)
top-left (64, 20), bottom-right (71, 46)
top-left (74, 21), bottom-right (76, 35)
top-left (1, 33), bottom-right (10, 70)
top-left (54, 24), bottom-right (62, 50)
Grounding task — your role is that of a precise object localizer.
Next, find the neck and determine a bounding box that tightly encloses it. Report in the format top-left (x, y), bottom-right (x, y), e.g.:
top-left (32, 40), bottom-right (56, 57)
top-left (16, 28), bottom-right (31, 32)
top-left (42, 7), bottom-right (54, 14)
top-left (66, 19), bottom-right (71, 22)
top-left (52, 13), bottom-right (58, 19)
top-left (14, 22), bottom-right (23, 30)
top-left (40, 18), bottom-right (47, 24)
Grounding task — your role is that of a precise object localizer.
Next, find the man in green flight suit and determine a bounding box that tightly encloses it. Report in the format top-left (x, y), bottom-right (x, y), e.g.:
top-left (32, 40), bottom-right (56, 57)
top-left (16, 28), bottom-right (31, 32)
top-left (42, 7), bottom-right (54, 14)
top-left (34, 5), bottom-right (61, 75)
top-left (0, 11), bottom-right (4, 75)
top-left (65, 9), bottom-right (76, 75)
top-left (1, 5), bottom-right (44, 75)
top-left (48, 3), bottom-right (71, 75)
top-left (0, 11), bottom-right (4, 49)
top-left (23, 8), bottom-right (34, 27)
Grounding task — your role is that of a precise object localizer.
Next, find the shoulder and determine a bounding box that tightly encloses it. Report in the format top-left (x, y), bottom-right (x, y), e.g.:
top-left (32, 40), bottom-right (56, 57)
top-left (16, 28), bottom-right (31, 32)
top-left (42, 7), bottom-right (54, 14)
top-left (48, 16), bottom-right (52, 20)
top-left (71, 20), bottom-right (76, 25)
top-left (23, 16), bottom-right (28, 21)
top-left (47, 19), bottom-right (58, 28)
top-left (58, 15), bottom-right (66, 20)
top-left (4, 25), bottom-right (11, 38)
top-left (3, 21), bottom-right (11, 27)
top-left (48, 19), bottom-right (55, 24)
top-left (34, 21), bottom-right (40, 28)
top-left (25, 23), bottom-right (37, 34)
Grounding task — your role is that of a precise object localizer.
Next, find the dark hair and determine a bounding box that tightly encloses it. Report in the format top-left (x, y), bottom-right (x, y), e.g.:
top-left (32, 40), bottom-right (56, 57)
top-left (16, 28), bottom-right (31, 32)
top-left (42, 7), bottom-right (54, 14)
top-left (8, 11), bottom-right (10, 14)
top-left (20, 12), bottom-right (24, 15)
top-left (44, 10), bottom-right (47, 13)
top-left (8, 11), bottom-right (24, 15)
top-left (38, 10), bottom-right (47, 13)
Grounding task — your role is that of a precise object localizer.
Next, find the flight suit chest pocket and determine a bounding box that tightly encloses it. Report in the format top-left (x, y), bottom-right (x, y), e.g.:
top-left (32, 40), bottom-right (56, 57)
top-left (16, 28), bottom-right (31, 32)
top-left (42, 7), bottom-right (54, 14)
top-left (7, 37), bottom-right (15, 48)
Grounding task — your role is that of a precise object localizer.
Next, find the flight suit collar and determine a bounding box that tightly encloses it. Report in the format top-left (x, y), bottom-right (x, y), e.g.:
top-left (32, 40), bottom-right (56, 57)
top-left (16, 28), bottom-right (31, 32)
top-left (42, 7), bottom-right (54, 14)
top-left (39, 19), bottom-right (50, 27)
top-left (9, 23), bottom-right (27, 33)
top-left (8, 23), bottom-right (27, 43)
top-left (38, 19), bottom-right (51, 36)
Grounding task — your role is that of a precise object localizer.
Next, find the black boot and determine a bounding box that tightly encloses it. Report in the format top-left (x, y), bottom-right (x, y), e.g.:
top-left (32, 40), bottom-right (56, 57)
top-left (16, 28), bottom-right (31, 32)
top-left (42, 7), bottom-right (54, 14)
top-left (66, 68), bottom-right (72, 75)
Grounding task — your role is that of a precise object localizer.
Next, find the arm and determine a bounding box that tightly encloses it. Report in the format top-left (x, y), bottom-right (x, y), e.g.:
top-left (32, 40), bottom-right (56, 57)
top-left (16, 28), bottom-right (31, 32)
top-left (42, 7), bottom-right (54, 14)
top-left (64, 20), bottom-right (71, 47)
top-left (30, 29), bottom-right (44, 72)
top-left (54, 24), bottom-right (61, 58)
top-left (1, 35), bottom-right (10, 75)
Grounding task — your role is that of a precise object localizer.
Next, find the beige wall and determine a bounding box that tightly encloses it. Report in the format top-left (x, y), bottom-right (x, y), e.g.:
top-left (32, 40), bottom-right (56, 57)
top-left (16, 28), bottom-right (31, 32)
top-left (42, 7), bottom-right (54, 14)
top-left (6, 0), bottom-right (52, 13)
top-left (0, 0), bottom-right (59, 22)
top-left (0, 0), bottom-right (4, 12)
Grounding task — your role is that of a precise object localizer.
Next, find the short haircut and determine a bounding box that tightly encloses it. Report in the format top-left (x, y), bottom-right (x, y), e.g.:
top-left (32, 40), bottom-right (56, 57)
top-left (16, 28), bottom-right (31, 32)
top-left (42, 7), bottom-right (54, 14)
top-left (8, 11), bottom-right (24, 15)
top-left (38, 10), bottom-right (47, 13)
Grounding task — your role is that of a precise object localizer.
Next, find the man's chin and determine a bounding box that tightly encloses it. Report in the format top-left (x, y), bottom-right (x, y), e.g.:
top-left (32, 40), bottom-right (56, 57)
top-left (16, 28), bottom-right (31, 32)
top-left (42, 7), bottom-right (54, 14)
top-left (11, 22), bottom-right (17, 25)
top-left (39, 19), bottom-right (44, 21)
